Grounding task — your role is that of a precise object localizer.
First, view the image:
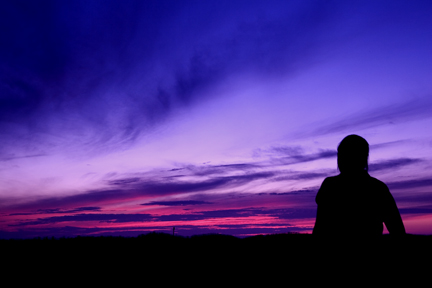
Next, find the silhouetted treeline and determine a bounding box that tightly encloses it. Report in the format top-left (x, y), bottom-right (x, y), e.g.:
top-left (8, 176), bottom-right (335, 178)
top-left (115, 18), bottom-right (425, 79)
top-left (3, 232), bottom-right (431, 256)
top-left (3, 232), bottom-right (431, 279)
top-left (2, 233), bottom-right (426, 286)
top-left (0, 233), bottom-right (432, 286)
top-left (2, 232), bottom-right (431, 248)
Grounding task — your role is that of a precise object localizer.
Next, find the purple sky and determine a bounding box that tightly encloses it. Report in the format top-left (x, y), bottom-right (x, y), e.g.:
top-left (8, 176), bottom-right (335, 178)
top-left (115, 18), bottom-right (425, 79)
top-left (1, 0), bottom-right (432, 238)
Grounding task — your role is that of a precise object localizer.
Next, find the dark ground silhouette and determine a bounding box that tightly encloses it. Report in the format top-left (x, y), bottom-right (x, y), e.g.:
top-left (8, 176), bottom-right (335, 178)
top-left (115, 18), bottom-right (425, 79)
top-left (2, 232), bottom-right (430, 282)
top-left (2, 232), bottom-right (430, 257)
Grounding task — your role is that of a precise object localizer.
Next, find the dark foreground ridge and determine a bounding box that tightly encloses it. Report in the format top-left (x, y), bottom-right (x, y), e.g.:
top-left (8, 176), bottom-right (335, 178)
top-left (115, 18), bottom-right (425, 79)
top-left (3, 232), bottom-right (431, 279)
top-left (3, 232), bottom-right (431, 257)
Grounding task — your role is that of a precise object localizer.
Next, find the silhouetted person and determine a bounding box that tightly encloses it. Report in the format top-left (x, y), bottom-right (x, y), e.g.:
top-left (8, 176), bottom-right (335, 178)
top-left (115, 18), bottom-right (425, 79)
top-left (313, 135), bottom-right (405, 236)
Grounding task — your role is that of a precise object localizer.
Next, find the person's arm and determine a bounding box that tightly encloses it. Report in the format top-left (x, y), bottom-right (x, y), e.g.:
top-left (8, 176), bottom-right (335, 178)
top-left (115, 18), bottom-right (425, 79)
top-left (383, 186), bottom-right (406, 235)
top-left (313, 178), bottom-right (329, 235)
top-left (312, 205), bottom-right (323, 235)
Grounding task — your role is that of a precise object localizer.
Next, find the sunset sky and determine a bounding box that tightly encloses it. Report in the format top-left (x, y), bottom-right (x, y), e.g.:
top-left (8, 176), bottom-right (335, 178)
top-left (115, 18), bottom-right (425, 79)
top-left (1, 0), bottom-right (431, 238)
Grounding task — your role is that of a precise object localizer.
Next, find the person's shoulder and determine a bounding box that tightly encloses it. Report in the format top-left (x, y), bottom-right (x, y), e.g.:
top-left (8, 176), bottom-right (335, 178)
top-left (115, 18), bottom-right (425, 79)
top-left (316, 175), bottom-right (341, 204)
top-left (323, 174), bottom-right (340, 182)
top-left (321, 174), bottom-right (341, 185)
top-left (318, 175), bottom-right (339, 191)
top-left (368, 175), bottom-right (388, 188)
top-left (367, 175), bottom-right (391, 194)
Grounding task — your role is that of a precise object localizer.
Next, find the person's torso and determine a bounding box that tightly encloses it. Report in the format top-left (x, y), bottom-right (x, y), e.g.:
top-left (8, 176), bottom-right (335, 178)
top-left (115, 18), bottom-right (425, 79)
top-left (319, 174), bottom-right (386, 235)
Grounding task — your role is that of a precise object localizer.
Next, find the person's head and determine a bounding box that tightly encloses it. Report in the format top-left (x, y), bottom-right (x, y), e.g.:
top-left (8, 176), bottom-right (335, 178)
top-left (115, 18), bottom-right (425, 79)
top-left (337, 134), bottom-right (369, 174)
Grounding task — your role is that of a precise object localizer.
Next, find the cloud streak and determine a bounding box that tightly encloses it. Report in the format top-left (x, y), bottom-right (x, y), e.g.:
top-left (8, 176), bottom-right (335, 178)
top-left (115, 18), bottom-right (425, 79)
top-left (2, 170), bottom-right (276, 212)
top-left (2, 153), bottom-right (423, 215)
top-left (12, 207), bottom-right (317, 227)
top-left (9, 206), bottom-right (101, 216)
top-left (141, 200), bottom-right (213, 206)
top-left (369, 158), bottom-right (422, 172)
top-left (388, 178), bottom-right (432, 191)
top-left (310, 97), bottom-right (432, 136)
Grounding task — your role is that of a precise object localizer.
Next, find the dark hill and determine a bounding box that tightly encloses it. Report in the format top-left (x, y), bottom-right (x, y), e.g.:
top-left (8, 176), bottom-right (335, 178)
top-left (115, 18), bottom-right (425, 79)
top-left (2, 232), bottom-right (430, 278)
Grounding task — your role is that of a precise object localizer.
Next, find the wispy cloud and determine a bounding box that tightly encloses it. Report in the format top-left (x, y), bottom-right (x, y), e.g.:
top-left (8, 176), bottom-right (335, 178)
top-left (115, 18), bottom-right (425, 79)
top-left (369, 158), bottom-right (422, 172)
top-left (9, 206), bottom-right (101, 216)
top-left (309, 97), bottom-right (432, 136)
top-left (258, 188), bottom-right (317, 196)
top-left (2, 170), bottom-right (276, 213)
top-left (3, 153), bottom-right (424, 217)
top-left (13, 206), bottom-right (317, 227)
top-left (388, 178), bottom-right (432, 190)
top-left (399, 206), bottom-right (432, 215)
top-left (141, 200), bottom-right (212, 206)
top-left (168, 163), bottom-right (260, 178)
top-left (108, 178), bottom-right (141, 186)
top-left (11, 213), bottom-right (153, 226)
top-left (0, 154), bottom-right (47, 162)
top-left (273, 172), bottom-right (330, 182)
top-left (255, 147), bottom-right (337, 166)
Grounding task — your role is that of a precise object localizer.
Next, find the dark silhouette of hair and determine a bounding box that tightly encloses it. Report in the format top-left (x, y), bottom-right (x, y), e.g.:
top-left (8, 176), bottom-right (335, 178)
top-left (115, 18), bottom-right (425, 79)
top-left (313, 134), bottom-right (406, 236)
top-left (337, 134), bottom-right (369, 173)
